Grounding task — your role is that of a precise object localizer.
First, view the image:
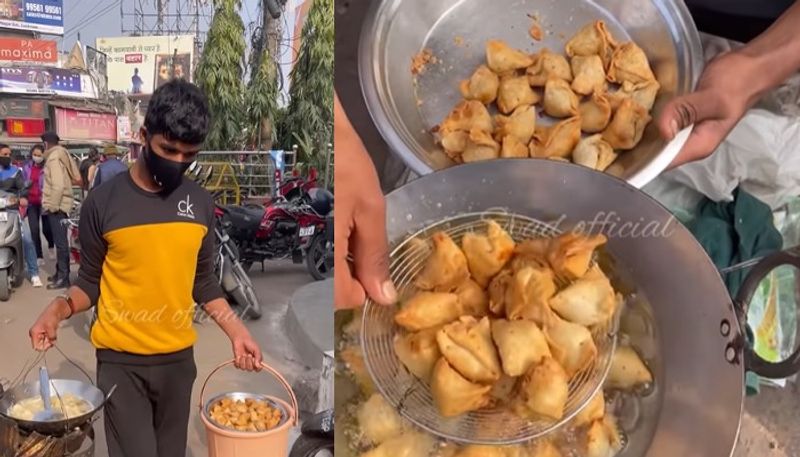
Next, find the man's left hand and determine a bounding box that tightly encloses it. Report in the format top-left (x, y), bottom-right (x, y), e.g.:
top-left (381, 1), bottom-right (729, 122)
top-left (231, 331), bottom-right (263, 372)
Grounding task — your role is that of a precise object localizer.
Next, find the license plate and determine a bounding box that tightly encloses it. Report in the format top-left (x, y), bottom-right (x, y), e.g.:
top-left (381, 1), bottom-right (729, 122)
top-left (0, 212), bottom-right (7, 222)
top-left (299, 226), bottom-right (315, 237)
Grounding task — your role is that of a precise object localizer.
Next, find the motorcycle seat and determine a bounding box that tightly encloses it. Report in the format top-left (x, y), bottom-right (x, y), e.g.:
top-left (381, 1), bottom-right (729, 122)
top-left (222, 205), bottom-right (264, 232)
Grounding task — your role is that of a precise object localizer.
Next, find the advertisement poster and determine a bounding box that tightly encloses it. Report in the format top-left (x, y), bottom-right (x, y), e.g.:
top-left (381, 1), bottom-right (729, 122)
top-left (55, 107), bottom-right (116, 142)
top-left (0, 0), bottom-right (63, 35)
top-left (0, 66), bottom-right (82, 96)
top-left (95, 35), bottom-right (194, 94)
top-left (0, 37), bottom-right (57, 64)
top-left (0, 98), bottom-right (47, 118)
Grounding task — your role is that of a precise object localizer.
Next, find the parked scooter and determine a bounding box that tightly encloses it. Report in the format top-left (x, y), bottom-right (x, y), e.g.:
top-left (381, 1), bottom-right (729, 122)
top-left (0, 192), bottom-right (25, 301)
top-left (289, 410), bottom-right (334, 457)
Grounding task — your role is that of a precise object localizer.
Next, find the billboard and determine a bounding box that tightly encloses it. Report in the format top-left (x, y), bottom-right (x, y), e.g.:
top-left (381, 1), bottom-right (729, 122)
top-left (95, 35), bottom-right (194, 95)
top-left (0, 37), bottom-right (57, 64)
top-left (0, 98), bottom-right (48, 119)
top-left (55, 107), bottom-right (116, 142)
top-left (0, 66), bottom-right (82, 96)
top-left (0, 0), bottom-right (63, 35)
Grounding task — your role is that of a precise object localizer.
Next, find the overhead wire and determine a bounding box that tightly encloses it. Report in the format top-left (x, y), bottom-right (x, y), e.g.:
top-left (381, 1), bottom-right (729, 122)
top-left (64, 0), bottom-right (122, 41)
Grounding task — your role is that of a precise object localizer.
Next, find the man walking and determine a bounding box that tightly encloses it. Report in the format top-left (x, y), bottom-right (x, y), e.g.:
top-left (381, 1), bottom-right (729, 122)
top-left (29, 80), bottom-right (263, 457)
top-left (90, 143), bottom-right (128, 190)
top-left (41, 131), bottom-right (80, 290)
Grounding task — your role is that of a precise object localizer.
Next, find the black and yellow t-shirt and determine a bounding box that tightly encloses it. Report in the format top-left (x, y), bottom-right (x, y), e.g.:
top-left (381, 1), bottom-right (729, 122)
top-left (74, 172), bottom-right (224, 355)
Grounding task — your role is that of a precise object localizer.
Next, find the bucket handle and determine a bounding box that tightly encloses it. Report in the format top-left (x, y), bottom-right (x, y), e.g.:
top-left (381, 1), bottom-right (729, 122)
top-left (199, 360), bottom-right (299, 427)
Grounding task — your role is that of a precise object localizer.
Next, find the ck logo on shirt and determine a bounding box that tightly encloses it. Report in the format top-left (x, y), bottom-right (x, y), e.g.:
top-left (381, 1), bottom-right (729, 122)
top-left (178, 195), bottom-right (195, 219)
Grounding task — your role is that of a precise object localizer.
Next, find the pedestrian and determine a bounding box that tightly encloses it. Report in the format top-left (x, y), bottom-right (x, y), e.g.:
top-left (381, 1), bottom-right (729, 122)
top-left (90, 143), bottom-right (128, 190)
top-left (22, 144), bottom-right (50, 269)
top-left (40, 131), bottom-right (80, 290)
top-left (79, 146), bottom-right (99, 193)
top-left (29, 80), bottom-right (263, 457)
top-left (0, 144), bottom-right (41, 287)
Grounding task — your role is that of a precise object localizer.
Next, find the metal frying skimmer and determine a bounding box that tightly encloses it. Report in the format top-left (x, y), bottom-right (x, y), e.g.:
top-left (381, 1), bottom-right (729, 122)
top-left (361, 211), bottom-right (619, 444)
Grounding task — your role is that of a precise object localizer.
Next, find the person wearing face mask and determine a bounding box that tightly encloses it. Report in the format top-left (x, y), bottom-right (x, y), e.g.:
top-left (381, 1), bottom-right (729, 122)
top-left (28, 80), bottom-right (264, 457)
top-left (22, 144), bottom-right (53, 267)
top-left (0, 144), bottom-right (41, 287)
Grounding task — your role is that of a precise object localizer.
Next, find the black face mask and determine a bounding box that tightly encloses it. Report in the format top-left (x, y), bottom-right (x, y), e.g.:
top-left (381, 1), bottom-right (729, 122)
top-left (0, 157), bottom-right (10, 168)
top-left (143, 141), bottom-right (191, 194)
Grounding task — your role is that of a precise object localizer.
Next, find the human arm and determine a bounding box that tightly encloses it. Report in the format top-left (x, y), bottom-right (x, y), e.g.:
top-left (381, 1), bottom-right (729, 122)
top-left (334, 92), bottom-right (397, 309)
top-left (659, 1), bottom-right (800, 166)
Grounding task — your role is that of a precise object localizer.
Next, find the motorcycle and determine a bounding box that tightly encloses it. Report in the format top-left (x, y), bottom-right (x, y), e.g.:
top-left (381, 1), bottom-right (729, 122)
top-left (289, 410), bottom-right (334, 457)
top-left (244, 168), bottom-right (321, 210)
top-left (0, 193), bottom-right (25, 301)
top-left (214, 221), bottom-right (263, 320)
top-left (217, 186), bottom-right (333, 280)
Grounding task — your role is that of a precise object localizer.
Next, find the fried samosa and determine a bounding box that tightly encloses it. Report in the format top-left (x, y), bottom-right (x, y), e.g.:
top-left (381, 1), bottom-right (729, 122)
top-left (460, 65), bottom-right (500, 104)
top-left (573, 134), bottom-right (617, 172)
top-left (394, 327), bottom-right (441, 382)
top-left (506, 266), bottom-right (557, 325)
top-left (497, 75), bottom-right (540, 114)
top-left (615, 79), bottom-right (661, 111)
top-left (440, 100), bottom-right (494, 134)
top-left (574, 390), bottom-right (605, 427)
top-left (565, 20), bottom-right (618, 66)
top-left (491, 319), bottom-right (552, 376)
top-left (395, 291), bottom-right (462, 331)
top-left (585, 416), bottom-right (623, 457)
top-left (489, 373), bottom-right (518, 405)
top-left (607, 42), bottom-right (656, 85)
top-left (547, 232), bottom-right (607, 280)
top-left (512, 357), bottom-right (569, 421)
top-left (486, 39), bottom-right (534, 73)
top-left (360, 430), bottom-right (436, 457)
top-left (571, 55), bottom-right (607, 95)
top-left (527, 48), bottom-right (573, 87)
top-left (531, 441), bottom-right (564, 457)
top-left (340, 345), bottom-right (376, 396)
top-left (462, 220), bottom-right (516, 286)
top-left (441, 130), bottom-right (470, 159)
top-left (606, 345), bottom-right (652, 390)
top-left (431, 358), bottom-right (493, 416)
top-left (495, 105), bottom-right (537, 144)
top-left (463, 128), bottom-right (501, 162)
top-left (545, 315), bottom-right (598, 377)
top-left (529, 117), bottom-right (581, 159)
top-left (436, 316), bottom-right (502, 383)
top-left (579, 92), bottom-right (612, 133)
top-left (357, 394), bottom-right (408, 445)
top-left (511, 238), bottom-right (551, 271)
top-left (550, 273), bottom-right (617, 326)
top-left (455, 278), bottom-right (490, 317)
top-left (602, 98), bottom-right (651, 150)
top-left (501, 135), bottom-right (530, 158)
top-left (415, 232), bottom-right (470, 291)
top-left (543, 78), bottom-right (579, 118)
top-left (488, 268), bottom-right (513, 315)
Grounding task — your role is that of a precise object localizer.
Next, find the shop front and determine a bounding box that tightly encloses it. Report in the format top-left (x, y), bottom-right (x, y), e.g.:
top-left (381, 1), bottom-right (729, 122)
top-left (0, 98), bottom-right (49, 147)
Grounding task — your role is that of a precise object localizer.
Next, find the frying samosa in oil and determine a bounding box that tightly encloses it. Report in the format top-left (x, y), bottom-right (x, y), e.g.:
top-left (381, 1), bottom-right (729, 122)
top-left (527, 48), bottom-right (573, 87)
top-left (497, 75), bottom-right (540, 114)
top-left (572, 134), bottom-right (617, 172)
top-left (606, 345), bottom-right (652, 390)
top-left (436, 316), bottom-right (502, 383)
top-left (529, 117), bottom-right (581, 159)
top-left (574, 390), bottom-right (605, 427)
top-left (547, 232), bottom-right (607, 280)
top-left (506, 266), bottom-right (557, 325)
top-left (360, 430), bottom-right (436, 457)
top-left (486, 39), bottom-right (534, 73)
top-left (495, 105), bottom-right (537, 144)
top-left (512, 357), bottom-right (569, 421)
top-left (431, 357), bottom-right (492, 417)
top-left (340, 346), bottom-right (376, 396)
top-left (462, 220), bottom-right (516, 286)
top-left (585, 416), bottom-right (623, 457)
top-left (607, 42), bottom-right (656, 85)
top-left (543, 78), bottom-right (579, 118)
top-left (570, 55), bottom-right (607, 96)
top-left (565, 20), bottom-right (618, 66)
top-left (394, 327), bottom-right (442, 382)
top-left (550, 273), bottom-right (617, 326)
top-left (579, 92), bottom-right (612, 133)
top-left (463, 128), bottom-right (501, 163)
top-left (501, 135), bottom-right (530, 158)
top-left (545, 314), bottom-right (598, 377)
top-left (491, 319), bottom-right (552, 376)
top-left (488, 268), bottom-right (513, 315)
top-left (455, 278), bottom-right (490, 317)
top-left (440, 100), bottom-right (494, 134)
top-left (395, 291), bottom-right (462, 331)
top-left (415, 232), bottom-right (469, 291)
top-left (460, 65), bottom-right (500, 104)
top-left (602, 98), bottom-right (651, 150)
top-left (357, 393), bottom-right (408, 445)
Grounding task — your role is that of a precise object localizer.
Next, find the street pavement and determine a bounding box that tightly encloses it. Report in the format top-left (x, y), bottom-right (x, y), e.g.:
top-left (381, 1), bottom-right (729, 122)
top-left (0, 258), bottom-right (318, 457)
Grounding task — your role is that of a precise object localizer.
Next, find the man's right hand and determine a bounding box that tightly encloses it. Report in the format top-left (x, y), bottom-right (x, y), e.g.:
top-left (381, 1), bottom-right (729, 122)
top-left (334, 94), bottom-right (397, 310)
top-left (29, 299), bottom-right (69, 351)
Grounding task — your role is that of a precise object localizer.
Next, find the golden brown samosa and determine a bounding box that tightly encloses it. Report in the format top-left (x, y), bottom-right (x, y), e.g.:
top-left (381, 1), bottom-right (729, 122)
top-left (441, 130), bottom-right (470, 160)
top-left (486, 39), bottom-right (534, 73)
top-left (579, 92), bottom-right (612, 133)
top-left (495, 105), bottom-right (537, 144)
top-left (394, 327), bottom-right (441, 382)
top-left (395, 291), bottom-right (462, 331)
top-left (512, 357), bottom-right (569, 421)
top-left (574, 390), bottom-right (605, 427)
top-left (488, 268), bottom-right (513, 315)
top-left (431, 358), bottom-right (493, 417)
top-left (489, 373), bottom-right (518, 405)
top-left (565, 20), bottom-right (618, 66)
top-left (543, 78), bottom-right (579, 118)
top-left (460, 65), bottom-right (500, 104)
top-left (501, 135), bottom-right (530, 158)
top-left (547, 232), bottom-right (607, 280)
top-left (549, 273), bottom-right (617, 326)
top-left (606, 345), bottom-right (653, 390)
top-left (505, 266), bottom-right (557, 325)
top-left (511, 238), bottom-right (551, 271)
top-left (436, 316), bottom-right (502, 383)
top-left (617, 79), bottom-right (660, 111)
top-left (585, 416), bottom-right (623, 457)
top-left (527, 48), bottom-right (573, 87)
top-left (545, 314), bottom-right (598, 377)
top-left (463, 128), bottom-right (501, 163)
top-left (440, 100), bottom-right (494, 133)
top-left (461, 220), bottom-right (516, 286)
top-left (607, 42), bottom-right (656, 85)
top-left (570, 55), bottom-right (607, 95)
top-left (572, 134), bottom-right (617, 171)
top-left (497, 75), bottom-right (540, 114)
top-left (491, 319), bottom-right (552, 376)
top-left (415, 231), bottom-right (470, 291)
top-left (530, 117), bottom-right (581, 159)
top-left (602, 98), bottom-right (651, 150)
top-left (455, 278), bottom-right (490, 317)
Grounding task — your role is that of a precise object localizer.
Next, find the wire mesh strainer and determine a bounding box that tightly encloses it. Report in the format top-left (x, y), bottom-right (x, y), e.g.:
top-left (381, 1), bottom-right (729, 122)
top-left (361, 211), bottom-right (618, 444)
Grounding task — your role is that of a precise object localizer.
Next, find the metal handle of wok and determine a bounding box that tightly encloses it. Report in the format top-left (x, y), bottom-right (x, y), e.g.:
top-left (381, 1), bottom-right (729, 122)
top-left (734, 249), bottom-right (800, 379)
